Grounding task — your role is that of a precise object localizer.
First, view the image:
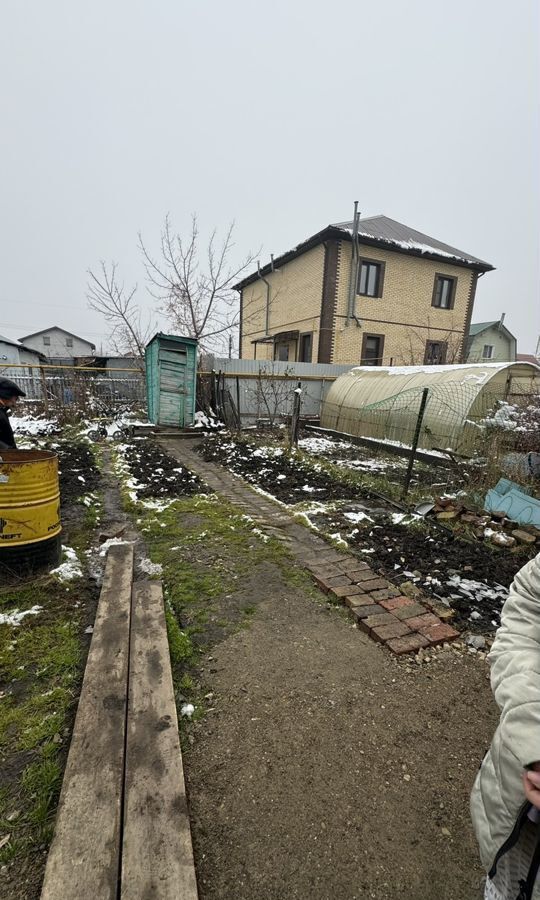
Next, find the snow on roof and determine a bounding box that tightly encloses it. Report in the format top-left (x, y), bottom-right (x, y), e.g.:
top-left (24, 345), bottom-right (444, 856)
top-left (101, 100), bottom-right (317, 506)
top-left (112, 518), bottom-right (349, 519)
top-left (0, 333), bottom-right (24, 348)
top-left (332, 215), bottom-right (493, 268)
top-left (348, 362), bottom-right (522, 377)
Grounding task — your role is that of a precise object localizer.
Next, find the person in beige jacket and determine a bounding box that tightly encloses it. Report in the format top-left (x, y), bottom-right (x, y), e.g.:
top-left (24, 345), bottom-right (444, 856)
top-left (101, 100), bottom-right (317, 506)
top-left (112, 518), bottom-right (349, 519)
top-left (471, 551), bottom-right (540, 900)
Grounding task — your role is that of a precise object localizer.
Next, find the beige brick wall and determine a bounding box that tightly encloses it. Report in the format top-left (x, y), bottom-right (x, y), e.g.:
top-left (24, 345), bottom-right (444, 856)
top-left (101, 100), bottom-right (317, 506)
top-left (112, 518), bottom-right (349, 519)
top-left (332, 242), bottom-right (475, 365)
top-left (240, 244), bottom-right (325, 361)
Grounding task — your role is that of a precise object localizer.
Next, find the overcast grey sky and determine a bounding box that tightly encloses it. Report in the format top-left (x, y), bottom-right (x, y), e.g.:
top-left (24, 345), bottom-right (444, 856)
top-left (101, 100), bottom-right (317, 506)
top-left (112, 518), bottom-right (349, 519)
top-left (1, 0), bottom-right (538, 353)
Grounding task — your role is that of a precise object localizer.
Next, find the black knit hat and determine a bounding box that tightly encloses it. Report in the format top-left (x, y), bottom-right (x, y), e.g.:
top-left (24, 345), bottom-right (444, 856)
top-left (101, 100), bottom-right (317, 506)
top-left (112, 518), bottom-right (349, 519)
top-left (0, 377), bottom-right (26, 399)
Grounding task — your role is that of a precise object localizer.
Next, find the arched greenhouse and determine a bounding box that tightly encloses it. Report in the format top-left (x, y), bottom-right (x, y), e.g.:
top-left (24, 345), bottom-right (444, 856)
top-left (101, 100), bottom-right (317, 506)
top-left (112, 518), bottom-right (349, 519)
top-left (320, 362), bottom-right (540, 454)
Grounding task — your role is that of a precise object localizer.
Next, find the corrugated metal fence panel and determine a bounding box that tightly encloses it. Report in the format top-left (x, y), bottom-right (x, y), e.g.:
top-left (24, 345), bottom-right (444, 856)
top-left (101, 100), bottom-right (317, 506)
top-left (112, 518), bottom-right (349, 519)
top-left (204, 357), bottom-right (356, 379)
top-left (201, 357), bottom-right (358, 422)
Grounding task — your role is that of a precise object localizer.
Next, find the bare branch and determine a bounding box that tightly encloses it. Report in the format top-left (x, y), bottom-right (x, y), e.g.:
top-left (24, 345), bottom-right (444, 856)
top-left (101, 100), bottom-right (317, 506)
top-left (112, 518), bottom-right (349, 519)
top-left (139, 214), bottom-right (259, 353)
top-left (86, 261), bottom-right (154, 368)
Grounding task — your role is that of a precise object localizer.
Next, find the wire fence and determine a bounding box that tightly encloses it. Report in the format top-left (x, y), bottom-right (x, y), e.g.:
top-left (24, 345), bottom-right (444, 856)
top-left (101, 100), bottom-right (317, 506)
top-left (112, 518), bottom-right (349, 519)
top-left (0, 363), bottom-right (147, 420)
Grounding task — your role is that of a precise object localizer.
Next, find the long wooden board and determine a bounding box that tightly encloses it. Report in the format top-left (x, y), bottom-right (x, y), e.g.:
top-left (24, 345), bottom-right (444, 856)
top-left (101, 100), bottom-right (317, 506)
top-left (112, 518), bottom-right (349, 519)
top-left (121, 581), bottom-right (199, 900)
top-left (41, 544), bottom-right (134, 900)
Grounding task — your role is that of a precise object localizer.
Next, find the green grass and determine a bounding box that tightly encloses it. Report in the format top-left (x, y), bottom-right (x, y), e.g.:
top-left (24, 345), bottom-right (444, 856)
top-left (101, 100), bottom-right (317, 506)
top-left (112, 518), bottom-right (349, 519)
top-left (0, 459), bottom-right (91, 866)
top-left (119, 486), bottom-right (322, 727)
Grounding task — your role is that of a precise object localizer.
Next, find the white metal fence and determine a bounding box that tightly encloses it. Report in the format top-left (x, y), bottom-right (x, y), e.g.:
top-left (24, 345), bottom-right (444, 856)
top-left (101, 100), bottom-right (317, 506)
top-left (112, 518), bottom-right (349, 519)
top-left (0, 363), bottom-right (146, 418)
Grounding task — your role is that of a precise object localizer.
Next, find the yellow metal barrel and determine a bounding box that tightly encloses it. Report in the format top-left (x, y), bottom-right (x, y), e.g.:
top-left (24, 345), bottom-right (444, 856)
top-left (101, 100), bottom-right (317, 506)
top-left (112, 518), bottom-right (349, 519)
top-left (0, 450), bottom-right (62, 573)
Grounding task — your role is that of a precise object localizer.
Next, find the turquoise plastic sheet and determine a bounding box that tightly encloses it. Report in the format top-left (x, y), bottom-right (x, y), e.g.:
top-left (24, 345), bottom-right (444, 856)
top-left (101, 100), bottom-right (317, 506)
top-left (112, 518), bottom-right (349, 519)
top-left (485, 478), bottom-right (540, 529)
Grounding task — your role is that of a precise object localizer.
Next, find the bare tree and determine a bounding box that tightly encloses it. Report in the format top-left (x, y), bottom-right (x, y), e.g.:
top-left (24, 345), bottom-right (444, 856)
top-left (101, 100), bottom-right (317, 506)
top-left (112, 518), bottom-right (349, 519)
top-left (399, 317), bottom-right (464, 365)
top-left (87, 261), bottom-right (153, 366)
top-left (139, 215), bottom-right (259, 354)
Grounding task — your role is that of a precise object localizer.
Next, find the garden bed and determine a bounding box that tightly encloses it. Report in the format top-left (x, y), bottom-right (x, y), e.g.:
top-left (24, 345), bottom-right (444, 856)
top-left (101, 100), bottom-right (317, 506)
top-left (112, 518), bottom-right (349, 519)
top-left (198, 432), bottom-right (537, 632)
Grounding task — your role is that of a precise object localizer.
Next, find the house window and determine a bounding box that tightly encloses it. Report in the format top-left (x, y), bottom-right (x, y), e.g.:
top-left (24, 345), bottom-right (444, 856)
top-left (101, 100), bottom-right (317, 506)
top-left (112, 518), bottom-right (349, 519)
top-left (274, 342), bottom-right (289, 362)
top-left (298, 333), bottom-right (312, 363)
top-left (358, 259), bottom-right (385, 298)
top-left (43, 336), bottom-right (51, 346)
top-left (361, 333), bottom-right (385, 366)
top-left (432, 274), bottom-right (456, 309)
top-left (66, 337), bottom-right (73, 348)
top-left (424, 340), bottom-right (447, 365)
top-left (482, 344), bottom-right (493, 359)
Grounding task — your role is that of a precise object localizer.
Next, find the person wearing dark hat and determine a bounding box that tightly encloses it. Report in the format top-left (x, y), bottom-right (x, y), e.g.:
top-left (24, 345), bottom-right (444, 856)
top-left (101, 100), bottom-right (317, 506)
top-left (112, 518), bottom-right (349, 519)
top-left (0, 378), bottom-right (26, 450)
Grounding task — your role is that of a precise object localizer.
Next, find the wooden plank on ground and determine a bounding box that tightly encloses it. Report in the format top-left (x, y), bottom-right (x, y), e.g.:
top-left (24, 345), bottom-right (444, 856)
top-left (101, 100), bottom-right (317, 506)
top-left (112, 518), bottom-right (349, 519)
top-left (121, 581), bottom-right (199, 900)
top-left (41, 543), bottom-right (134, 900)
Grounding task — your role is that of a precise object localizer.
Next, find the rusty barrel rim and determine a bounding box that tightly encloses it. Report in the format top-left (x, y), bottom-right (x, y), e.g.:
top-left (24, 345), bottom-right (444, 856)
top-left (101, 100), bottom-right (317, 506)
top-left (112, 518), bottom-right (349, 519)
top-left (0, 449), bottom-right (58, 464)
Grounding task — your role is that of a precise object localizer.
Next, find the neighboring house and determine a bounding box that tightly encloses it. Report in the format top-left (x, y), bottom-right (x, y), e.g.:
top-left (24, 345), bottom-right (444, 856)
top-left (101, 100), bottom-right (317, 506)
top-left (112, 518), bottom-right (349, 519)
top-left (465, 318), bottom-right (517, 363)
top-left (19, 326), bottom-right (96, 364)
top-left (0, 333), bottom-right (46, 397)
top-left (0, 333), bottom-right (45, 369)
top-left (235, 213), bottom-right (494, 366)
top-left (517, 353), bottom-right (540, 366)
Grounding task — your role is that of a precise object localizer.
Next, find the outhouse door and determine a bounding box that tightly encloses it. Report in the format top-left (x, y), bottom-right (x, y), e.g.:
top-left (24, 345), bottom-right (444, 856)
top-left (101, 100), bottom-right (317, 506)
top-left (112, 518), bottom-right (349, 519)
top-left (158, 347), bottom-right (188, 426)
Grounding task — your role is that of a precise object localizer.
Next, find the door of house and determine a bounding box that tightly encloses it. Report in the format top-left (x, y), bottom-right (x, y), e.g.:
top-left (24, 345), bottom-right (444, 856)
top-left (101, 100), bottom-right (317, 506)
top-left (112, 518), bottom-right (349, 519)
top-left (158, 348), bottom-right (188, 426)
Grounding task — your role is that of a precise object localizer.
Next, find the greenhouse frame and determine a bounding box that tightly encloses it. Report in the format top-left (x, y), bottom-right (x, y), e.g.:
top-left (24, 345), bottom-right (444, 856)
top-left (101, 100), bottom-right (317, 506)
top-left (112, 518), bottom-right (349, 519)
top-left (320, 362), bottom-right (540, 454)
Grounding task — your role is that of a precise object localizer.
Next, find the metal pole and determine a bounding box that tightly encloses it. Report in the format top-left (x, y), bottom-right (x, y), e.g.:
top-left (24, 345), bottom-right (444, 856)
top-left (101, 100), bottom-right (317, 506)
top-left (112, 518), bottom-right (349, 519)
top-left (39, 365), bottom-right (49, 414)
top-left (401, 388), bottom-right (429, 498)
top-left (235, 375), bottom-right (241, 430)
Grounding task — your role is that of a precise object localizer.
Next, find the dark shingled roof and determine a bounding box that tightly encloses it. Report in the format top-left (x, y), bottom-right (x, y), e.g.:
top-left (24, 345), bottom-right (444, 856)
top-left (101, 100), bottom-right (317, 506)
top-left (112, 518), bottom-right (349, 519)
top-left (332, 215), bottom-right (493, 268)
top-left (234, 214), bottom-right (494, 290)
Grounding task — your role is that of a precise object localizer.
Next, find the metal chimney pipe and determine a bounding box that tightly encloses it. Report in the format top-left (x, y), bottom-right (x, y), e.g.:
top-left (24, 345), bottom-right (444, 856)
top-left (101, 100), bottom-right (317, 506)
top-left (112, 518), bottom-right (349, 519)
top-left (258, 260), bottom-right (272, 336)
top-left (346, 201), bottom-right (360, 324)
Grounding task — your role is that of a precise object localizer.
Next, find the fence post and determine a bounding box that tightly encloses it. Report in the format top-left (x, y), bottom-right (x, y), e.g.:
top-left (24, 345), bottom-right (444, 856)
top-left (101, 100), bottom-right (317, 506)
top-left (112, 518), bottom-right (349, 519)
top-left (401, 388), bottom-right (429, 498)
top-left (290, 381), bottom-right (302, 447)
top-left (39, 366), bottom-right (49, 414)
top-left (235, 375), bottom-right (241, 431)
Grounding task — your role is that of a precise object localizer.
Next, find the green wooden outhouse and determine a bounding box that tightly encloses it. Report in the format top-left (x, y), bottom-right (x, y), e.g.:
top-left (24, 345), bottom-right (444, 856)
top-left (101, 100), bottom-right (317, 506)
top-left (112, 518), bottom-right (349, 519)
top-left (145, 333), bottom-right (198, 427)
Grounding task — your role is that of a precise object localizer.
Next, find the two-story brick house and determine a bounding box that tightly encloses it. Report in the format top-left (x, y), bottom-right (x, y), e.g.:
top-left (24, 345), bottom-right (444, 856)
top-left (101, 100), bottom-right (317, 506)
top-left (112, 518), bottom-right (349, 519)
top-left (235, 213), bottom-right (494, 366)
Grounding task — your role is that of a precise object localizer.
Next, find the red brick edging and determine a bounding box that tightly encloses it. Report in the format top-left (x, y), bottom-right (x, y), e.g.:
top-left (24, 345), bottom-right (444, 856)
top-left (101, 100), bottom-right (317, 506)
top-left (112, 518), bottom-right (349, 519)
top-left (304, 550), bottom-right (458, 655)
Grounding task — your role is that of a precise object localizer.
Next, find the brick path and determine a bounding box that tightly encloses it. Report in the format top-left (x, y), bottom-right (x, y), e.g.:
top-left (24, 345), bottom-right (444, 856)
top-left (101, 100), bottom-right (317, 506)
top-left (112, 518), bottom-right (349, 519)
top-left (161, 438), bottom-right (459, 655)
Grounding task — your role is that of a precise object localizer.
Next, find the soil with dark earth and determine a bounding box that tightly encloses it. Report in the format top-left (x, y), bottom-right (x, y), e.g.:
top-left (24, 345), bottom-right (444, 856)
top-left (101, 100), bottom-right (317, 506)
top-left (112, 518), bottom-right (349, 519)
top-left (300, 432), bottom-right (464, 491)
top-left (54, 440), bottom-right (101, 505)
top-left (197, 433), bottom-right (537, 633)
top-left (123, 439), bottom-right (204, 498)
top-left (307, 506), bottom-right (535, 633)
top-left (199, 436), bottom-right (360, 503)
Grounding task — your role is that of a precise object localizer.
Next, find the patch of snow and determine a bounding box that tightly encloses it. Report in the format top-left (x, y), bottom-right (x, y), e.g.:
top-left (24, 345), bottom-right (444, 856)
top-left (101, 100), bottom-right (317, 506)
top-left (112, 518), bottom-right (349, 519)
top-left (391, 512), bottom-right (420, 525)
top-left (344, 510), bottom-right (374, 524)
top-left (193, 410), bottom-right (224, 429)
top-left (298, 437), bottom-right (353, 454)
top-left (51, 560), bottom-right (82, 581)
top-left (330, 532), bottom-right (348, 548)
top-left (0, 605), bottom-right (42, 626)
top-left (139, 558), bottom-right (163, 576)
top-left (98, 537), bottom-right (133, 557)
top-left (8, 414), bottom-right (59, 435)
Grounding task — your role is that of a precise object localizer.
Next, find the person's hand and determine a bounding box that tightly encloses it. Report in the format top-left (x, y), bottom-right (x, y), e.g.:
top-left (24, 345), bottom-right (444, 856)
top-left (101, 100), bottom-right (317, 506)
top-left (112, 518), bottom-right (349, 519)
top-left (523, 763), bottom-right (540, 810)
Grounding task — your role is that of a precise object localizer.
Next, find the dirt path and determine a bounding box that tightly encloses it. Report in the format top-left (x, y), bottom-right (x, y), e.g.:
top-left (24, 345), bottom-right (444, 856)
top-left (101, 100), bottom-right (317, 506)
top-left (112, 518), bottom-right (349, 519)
top-left (163, 439), bottom-right (499, 900)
